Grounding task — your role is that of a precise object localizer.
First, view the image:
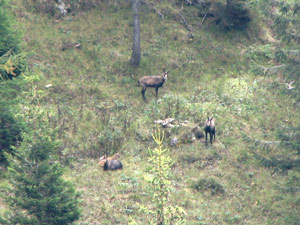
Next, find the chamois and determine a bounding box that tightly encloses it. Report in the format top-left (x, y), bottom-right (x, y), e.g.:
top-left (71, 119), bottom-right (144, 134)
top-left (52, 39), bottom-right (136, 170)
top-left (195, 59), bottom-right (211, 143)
top-left (98, 153), bottom-right (120, 166)
top-left (204, 117), bottom-right (215, 145)
top-left (98, 153), bottom-right (123, 171)
top-left (103, 159), bottom-right (123, 171)
top-left (138, 71), bottom-right (168, 101)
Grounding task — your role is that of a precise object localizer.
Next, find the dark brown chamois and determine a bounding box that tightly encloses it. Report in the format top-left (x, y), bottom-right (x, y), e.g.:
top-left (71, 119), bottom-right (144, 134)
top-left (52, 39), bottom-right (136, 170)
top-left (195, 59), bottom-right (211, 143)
top-left (98, 153), bottom-right (120, 167)
top-left (98, 154), bottom-right (123, 171)
top-left (138, 71), bottom-right (168, 101)
top-left (204, 117), bottom-right (215, 145)
top-left (103, 159), bottom-right (123, 171)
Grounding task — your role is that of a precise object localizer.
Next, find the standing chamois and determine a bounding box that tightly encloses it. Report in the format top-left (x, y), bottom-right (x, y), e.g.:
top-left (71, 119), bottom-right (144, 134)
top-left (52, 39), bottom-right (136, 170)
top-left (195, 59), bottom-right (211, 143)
top-left (204, 117), bottom-right (215, 145)
top-left (138, 71), bottom-right (168, 101)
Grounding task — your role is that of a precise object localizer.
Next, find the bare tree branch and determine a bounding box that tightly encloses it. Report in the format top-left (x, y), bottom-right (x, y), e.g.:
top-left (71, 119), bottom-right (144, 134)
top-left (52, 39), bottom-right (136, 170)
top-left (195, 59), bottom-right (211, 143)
top-left (253, 139), bottom-right (281, 145)
top-left (263, 64), bottom-right (286, 75)
top-left (199, 11), bottom-right (208, 29)
top-left (179, 12), bottom-right (194, 38)
top-left (142, 0), bottom-right (164, 19)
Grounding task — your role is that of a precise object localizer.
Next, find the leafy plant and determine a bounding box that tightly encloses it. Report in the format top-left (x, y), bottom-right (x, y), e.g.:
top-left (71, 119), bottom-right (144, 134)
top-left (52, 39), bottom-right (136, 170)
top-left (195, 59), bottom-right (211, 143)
top-left (131, 129), bottom-right (186, 225)
top-left (98, 125), bottom-right (124, 156)
top-left (160, 94), bottom-right (188, 120)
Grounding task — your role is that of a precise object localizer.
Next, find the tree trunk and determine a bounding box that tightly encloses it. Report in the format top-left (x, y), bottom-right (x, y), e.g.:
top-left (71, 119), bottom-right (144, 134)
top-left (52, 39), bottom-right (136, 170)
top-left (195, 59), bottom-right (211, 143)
top-left (130, 0), bottom-right (141, 66)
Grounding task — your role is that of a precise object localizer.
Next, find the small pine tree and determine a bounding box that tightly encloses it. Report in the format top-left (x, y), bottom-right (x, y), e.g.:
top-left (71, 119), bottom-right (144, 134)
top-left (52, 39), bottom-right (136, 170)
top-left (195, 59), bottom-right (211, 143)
top-left (0, 131), bottom-right (81, 225)
top-left (130, 129), bottom-right (185, 225)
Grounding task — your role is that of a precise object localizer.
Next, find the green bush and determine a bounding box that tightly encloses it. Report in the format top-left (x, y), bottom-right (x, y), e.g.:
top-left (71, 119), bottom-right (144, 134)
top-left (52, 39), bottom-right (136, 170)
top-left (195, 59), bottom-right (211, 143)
top-left (192, 177), bottom-right (225, 195)
top-left (98, 125), bottom-right (124, 156)
top-left (160, 94), bottom-right (188, 120)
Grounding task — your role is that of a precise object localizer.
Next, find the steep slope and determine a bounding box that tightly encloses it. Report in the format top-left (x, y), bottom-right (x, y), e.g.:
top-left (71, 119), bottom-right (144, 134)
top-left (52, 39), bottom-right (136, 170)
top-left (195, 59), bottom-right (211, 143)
top-left (3, 0), bottom-right (300, 224)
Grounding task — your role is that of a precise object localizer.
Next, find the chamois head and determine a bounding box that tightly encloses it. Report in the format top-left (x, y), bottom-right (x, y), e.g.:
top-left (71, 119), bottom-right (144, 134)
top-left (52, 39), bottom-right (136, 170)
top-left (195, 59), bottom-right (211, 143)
top-left (205, 117), bottom-right (214, 127)
top-left (162, 71), bottom-right (168, 80)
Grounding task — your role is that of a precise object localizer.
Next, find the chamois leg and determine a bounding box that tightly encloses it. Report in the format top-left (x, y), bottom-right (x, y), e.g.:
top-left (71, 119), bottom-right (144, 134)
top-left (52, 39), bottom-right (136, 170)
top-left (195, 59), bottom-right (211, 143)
top-left (213, 130), bottom-right (216, 143)
top-left (205, 131), bottom-right (208, 143)
top-left (210, 132), bottom-right (213, 145)
top-left (155, 87), bottom-right (158, 99)
top-left (141, 87), bottom-right (147, 101)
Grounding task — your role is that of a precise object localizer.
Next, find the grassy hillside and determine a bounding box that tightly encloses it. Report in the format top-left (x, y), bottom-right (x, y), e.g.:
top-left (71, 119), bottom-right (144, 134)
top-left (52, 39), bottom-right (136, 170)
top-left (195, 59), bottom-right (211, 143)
top-left (1, 0), bottom-right (299, 224)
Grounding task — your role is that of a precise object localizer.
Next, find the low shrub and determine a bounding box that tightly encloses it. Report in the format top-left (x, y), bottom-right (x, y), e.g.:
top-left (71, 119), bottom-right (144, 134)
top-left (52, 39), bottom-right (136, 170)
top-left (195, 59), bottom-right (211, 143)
top-left (192, 177), bottom-right (225, 195)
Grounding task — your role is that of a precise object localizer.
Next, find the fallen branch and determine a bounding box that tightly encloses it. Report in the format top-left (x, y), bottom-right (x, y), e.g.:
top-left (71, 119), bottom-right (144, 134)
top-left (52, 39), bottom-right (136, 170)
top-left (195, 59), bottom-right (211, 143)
top-left (242, 134), bottom-right (282, 151)
top-left (142, 0), bottom-right (164, 19)
top-left (253, 139), bottom-right (281, 145)
top-left (263, 64), bottom-right (286, 75)
top-left (199, 11), bottom-right (208, 29)
top-left (179, 12), bottom-right (194, 38)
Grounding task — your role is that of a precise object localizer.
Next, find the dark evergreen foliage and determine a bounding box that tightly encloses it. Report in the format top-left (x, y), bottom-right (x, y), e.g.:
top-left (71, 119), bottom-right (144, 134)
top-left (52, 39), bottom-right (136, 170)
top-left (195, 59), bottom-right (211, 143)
top-left (277, 125), bottom-right (300, 155)
top-left (224, 0), bottom-right (251, 29)
top-left (0, 79), bottom-right (25, 164)
top-left (271, 1), bottom-right (300, 100)
top-left (0, 0), bottom-right (24, 80)
top-left (253, 0), bottom-right (300, 101)
top-left (273, 1), bottom-right (300, 43)
top-left (205, 0), bottom-right (251, 30)
top-left (0, 107), bottom-right (23, 163)
top-left (0, 0), bottom-right (20, 56)
top-left (1, 132), bottom-right (81, 225)
top-left (242, 125), bottom-right (300, 171)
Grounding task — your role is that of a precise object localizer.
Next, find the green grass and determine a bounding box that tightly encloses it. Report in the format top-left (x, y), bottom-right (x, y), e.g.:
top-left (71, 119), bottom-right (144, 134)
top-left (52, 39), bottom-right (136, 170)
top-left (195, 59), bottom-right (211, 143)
top-left (1, 0), bottom-right (299, 224)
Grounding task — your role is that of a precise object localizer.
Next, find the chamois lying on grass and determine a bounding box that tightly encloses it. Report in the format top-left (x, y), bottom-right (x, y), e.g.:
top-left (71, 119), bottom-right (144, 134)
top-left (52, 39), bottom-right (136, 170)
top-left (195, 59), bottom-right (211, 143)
top-left (98, 153), bottom-right (123, 171)
top-left (138, 71), bottom-right (168, 101)
top-left (104, 159), bottom-right (123, 171)
top-left (204, 117), bottom-right (215, 145)
top-left (98, 153), bottom-right (120, 166)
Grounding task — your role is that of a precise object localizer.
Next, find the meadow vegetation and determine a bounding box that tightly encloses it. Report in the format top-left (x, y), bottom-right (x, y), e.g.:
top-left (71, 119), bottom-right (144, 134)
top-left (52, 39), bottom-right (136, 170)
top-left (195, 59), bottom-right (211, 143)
top-left (0, 0), bottom-right (299, 224)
